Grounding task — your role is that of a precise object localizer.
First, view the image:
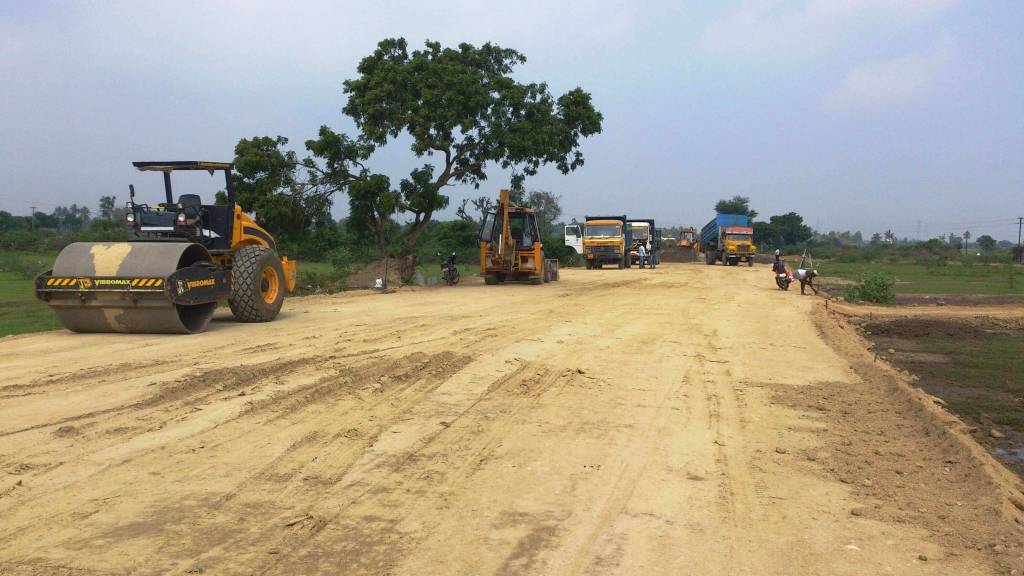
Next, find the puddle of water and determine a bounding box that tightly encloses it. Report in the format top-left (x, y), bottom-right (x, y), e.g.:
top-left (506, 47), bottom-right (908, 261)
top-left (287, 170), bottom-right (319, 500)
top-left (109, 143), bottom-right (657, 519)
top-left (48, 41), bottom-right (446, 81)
top-left (994, 447), bottom-right (1024, 464)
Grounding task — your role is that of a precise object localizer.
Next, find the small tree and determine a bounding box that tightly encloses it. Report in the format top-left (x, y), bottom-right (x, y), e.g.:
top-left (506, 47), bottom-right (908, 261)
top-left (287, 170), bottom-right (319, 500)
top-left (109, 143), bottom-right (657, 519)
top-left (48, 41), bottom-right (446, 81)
top-left (347, 174), bottom-right (402, 256)
top-left (524, 190), bottom-right (563, 237)
top-left (963, 231), bottom-right (972, 254)
top-left (98, 196), bottom-right (117, 220)
top-left (977, 235), bottom-right (996, 252)
top-left (768, 212), bottom-right (812, 246)
top-left (456, 196), bottom-right (494, 226)
top-left (870, 232), bottom-right (882, 245)
top-left (714, 196), bottom-right (757, 219)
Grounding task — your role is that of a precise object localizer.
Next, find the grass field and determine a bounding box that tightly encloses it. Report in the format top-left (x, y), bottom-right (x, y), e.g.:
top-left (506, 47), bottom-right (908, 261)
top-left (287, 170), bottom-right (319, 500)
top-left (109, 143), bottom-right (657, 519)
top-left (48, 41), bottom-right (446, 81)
top-left (0, 252), bottom-right (60, 337)
top-left (0, 271), bottom-right (64, 337)
top-left (816, 260), bottom-right (1024, 295)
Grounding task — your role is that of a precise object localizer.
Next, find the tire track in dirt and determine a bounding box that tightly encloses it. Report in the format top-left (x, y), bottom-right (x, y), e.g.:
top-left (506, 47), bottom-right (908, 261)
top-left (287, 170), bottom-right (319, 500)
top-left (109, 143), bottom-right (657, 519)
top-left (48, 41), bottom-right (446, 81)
top-left (243, 326), bottom-right (581, 575)
top-left (262, 364), bottom-right (568, 576)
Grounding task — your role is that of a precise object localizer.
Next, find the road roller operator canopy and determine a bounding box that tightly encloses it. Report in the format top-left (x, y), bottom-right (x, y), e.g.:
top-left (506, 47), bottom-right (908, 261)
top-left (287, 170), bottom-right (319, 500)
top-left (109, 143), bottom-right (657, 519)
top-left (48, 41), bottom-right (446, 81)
top-left (131, 161), bottom-right (235, 208)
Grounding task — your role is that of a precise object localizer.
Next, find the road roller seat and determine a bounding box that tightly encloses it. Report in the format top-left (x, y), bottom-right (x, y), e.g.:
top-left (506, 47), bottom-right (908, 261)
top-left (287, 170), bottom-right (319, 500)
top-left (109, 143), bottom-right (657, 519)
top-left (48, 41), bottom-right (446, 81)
top-left (178, 194), bottom-right (202, 223)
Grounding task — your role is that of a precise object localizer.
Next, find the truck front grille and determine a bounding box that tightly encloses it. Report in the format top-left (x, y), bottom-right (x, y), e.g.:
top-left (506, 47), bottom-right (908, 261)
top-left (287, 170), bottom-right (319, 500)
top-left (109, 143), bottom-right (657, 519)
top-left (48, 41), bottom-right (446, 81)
top-left (586, 246), bottom-right (618, 254)
top-left (737, 244), bottom-right (751, 252)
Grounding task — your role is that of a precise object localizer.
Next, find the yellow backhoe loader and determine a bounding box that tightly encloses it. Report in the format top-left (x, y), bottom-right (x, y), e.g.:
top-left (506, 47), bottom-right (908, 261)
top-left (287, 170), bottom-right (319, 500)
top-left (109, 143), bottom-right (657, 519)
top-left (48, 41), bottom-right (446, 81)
top-left (478, 189), bottom-right (551, 285)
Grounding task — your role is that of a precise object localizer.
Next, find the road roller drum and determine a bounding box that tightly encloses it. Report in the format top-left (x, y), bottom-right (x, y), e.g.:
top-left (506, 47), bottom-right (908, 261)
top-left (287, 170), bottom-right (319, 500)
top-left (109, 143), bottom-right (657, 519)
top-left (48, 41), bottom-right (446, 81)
top-left (35, 242), bottom-right (231, 334)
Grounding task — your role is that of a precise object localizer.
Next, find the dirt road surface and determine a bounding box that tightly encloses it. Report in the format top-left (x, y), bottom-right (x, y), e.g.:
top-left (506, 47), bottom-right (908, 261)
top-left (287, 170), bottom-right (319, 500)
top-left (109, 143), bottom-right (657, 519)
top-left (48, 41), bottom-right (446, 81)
top-left (3, 264), bottom-right (1024, 575)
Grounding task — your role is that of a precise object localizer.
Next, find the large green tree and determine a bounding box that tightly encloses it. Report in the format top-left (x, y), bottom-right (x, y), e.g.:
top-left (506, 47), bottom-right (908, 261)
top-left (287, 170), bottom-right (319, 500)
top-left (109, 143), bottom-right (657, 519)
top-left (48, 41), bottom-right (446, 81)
top-left (342, 38), bottom-right (603, 248)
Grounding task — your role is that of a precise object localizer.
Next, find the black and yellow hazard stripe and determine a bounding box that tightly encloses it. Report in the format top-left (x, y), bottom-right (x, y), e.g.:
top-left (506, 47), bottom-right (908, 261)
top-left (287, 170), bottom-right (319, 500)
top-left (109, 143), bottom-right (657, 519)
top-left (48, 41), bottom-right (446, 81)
top-left (43, 278), bottom-right (164, 288)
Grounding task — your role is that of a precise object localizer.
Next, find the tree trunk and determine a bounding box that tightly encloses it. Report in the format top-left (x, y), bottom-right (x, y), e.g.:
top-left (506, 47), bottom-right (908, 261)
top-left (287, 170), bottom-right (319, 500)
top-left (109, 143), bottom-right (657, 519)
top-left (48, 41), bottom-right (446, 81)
top-left (404, 213), bottom-right (432, 249)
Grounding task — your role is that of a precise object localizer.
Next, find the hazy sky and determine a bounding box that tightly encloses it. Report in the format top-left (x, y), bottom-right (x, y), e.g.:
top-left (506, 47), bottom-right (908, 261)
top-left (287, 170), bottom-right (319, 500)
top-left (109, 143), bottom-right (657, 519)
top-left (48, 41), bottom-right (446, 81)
top-left (2, 1), bottom-right (1022, 240)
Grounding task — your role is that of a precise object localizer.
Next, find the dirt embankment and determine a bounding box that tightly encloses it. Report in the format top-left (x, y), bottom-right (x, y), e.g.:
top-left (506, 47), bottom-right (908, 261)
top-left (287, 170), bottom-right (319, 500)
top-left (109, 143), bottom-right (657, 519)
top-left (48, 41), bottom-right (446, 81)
top-left (808, 303), bottom-right (1024, 573)
top-left (345, 256), bottom-right (416, 289)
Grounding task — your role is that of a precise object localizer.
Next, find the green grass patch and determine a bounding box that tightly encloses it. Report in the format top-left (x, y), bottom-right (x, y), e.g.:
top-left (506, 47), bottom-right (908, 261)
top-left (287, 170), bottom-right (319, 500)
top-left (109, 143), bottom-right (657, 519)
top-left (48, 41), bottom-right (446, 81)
top-left (0, 271), bottom-right (63, 337)
top-left (817, 260), bottom-right (1024, 295)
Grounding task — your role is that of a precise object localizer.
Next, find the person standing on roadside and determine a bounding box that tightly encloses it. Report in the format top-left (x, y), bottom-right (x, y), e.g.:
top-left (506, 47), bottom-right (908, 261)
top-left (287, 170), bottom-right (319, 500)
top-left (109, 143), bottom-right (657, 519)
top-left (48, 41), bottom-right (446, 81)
top-left (647, 239), bottom-right (656, 269)
top-left (638, 241), bottom-right (647, 269)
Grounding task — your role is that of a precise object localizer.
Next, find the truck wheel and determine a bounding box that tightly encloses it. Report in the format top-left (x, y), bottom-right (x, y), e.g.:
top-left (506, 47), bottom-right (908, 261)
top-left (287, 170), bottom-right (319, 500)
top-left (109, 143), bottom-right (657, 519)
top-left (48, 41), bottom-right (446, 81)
top-left (230, 245), bottom-right (285, 323)
top-left (484, 273), bottom-right (498, 285)
top-left (705, 252), bottom-right (715, 265)
top-left (586, 260), bottom-right (593, 270)
top-left (748, 259), bottom-right (754, 267)
top-left (530, 275), bottom-right (544, 285)
top-left (617, 257), bottom-right (624, 270)
top-left (542, 253), bottom-right (551, 283)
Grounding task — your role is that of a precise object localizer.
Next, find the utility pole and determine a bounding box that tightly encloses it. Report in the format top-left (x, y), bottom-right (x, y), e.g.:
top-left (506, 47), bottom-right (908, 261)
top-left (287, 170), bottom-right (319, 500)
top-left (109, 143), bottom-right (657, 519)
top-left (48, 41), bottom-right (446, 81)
top-left (30, 206), bottom-right (36, 230)
top-left (1017, 217), bottom-right (1023, 264)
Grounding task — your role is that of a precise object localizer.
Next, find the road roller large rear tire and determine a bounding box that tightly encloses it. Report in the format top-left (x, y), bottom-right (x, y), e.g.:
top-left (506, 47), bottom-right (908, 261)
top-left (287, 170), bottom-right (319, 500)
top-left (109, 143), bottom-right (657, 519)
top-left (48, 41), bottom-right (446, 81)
top-left (230, 245), bottom-right (285, 323)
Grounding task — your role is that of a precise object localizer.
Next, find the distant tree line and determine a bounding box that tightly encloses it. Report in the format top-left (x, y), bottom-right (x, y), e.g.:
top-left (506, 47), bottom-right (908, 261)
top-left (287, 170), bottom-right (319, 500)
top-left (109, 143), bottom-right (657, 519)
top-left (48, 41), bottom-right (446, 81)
top-left (711, 195), bottom-right (1015, 256)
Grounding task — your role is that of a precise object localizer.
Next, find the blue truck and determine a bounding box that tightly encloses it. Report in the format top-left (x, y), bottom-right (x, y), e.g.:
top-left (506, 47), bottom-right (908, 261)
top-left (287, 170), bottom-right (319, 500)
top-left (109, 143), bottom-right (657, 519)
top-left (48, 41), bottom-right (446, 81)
top-left (701, 214), bottom-right (757, 266)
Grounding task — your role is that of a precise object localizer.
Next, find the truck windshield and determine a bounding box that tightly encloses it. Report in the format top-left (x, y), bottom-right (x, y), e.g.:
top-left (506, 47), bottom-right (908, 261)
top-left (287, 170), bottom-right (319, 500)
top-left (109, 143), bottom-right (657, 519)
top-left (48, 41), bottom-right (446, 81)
top-left (727, 234), bottom-right (752, 241)
top-left (631, 227), bottom-right (650, 240)
top-left (584, 224), bottom-right (621, 238)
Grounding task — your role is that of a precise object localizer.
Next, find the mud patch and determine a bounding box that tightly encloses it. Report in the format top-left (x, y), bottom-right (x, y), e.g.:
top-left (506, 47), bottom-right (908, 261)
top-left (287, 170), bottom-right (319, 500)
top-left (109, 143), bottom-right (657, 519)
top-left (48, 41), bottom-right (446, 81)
top-left (864, 318), bottom-right (994, 339)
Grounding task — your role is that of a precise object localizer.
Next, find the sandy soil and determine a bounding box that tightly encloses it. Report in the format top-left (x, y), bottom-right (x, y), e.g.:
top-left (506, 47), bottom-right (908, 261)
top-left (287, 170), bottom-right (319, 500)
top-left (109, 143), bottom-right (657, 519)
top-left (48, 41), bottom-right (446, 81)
top-left (3, 263), bottom-right (1024, 575)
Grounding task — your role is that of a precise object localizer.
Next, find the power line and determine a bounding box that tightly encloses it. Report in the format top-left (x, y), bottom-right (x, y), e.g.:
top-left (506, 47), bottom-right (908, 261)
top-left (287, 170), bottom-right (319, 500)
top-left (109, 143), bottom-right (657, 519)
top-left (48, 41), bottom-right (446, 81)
top-left (0, 196), bottom-right (60, 208)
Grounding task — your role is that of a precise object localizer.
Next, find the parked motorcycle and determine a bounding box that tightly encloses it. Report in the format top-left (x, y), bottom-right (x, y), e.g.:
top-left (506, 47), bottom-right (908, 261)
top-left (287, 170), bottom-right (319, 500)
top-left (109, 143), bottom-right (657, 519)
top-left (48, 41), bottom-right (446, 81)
top-left (439, 252), bottom-right (460, 286)
top-left (772, 260), bottom-right (793, 290)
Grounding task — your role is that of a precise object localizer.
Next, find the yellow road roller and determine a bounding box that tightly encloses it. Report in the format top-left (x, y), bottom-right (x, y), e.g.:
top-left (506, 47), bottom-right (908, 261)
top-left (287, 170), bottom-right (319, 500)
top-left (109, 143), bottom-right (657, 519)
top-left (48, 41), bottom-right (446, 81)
top-left (34, 161), bottom-right (297, 334)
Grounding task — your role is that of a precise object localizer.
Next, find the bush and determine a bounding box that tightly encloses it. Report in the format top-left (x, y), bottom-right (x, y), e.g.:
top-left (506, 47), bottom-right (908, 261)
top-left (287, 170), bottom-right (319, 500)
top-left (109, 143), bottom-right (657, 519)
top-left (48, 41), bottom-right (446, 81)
top-left (329, 247), bottom-right (353, 269)
top-left (844, 272), bottom-right (896, 304)
top-left (294, 267), bottom-right (350, 295)
top-left (0, 252), bottom-right (50, 279)
top-left (541, 235), bottom-right (575, 264)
